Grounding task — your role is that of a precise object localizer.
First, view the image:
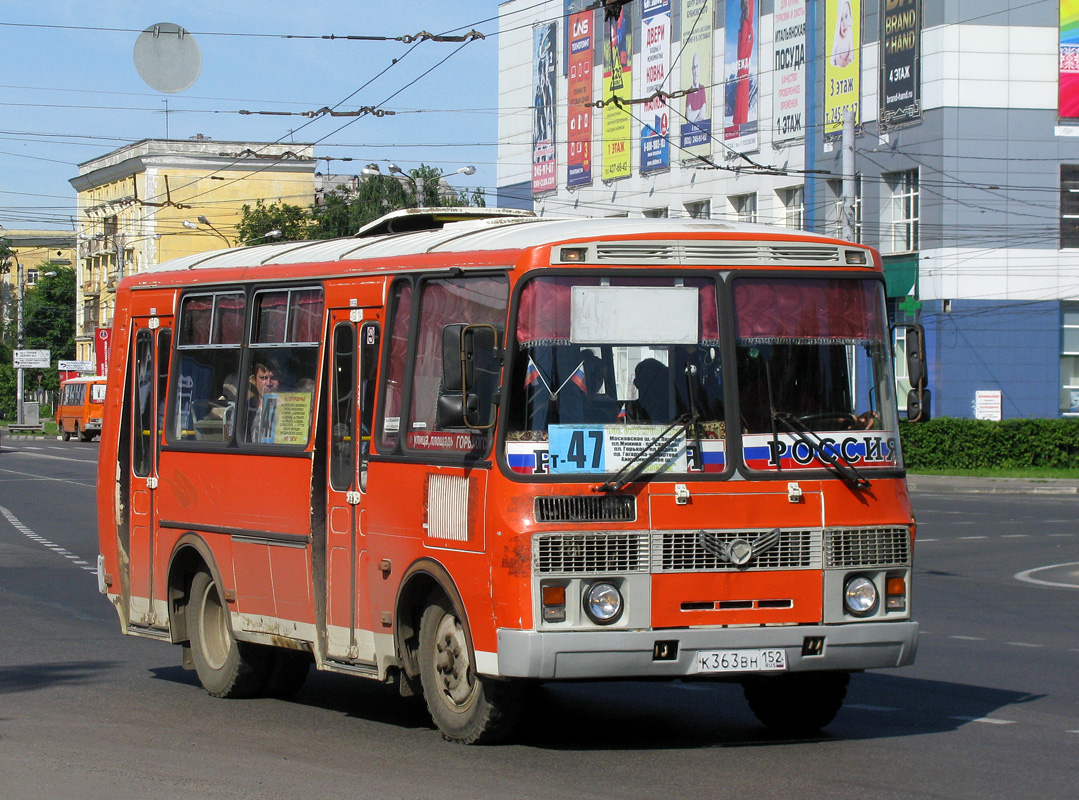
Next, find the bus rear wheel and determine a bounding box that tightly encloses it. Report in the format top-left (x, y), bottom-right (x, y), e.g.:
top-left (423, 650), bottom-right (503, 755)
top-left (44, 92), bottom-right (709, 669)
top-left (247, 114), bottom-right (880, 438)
top-left (188, 569), bottom-right (270, 698)
top-left (62, 428), bottom-right (71, 442)
top-left (742, 671), bottom-right (850, 735)
top-left (417, 595), bottom-right (522, 744)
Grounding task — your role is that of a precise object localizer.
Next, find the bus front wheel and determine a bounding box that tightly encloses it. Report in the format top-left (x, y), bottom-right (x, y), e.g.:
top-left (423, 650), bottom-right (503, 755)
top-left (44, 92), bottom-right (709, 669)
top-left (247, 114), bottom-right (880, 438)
top-left (188, 569), bottom-right (270, 698)
top-left (742, 671), bottom-right (850, 735)
top-left (417, 595), bottom-right (522, 744)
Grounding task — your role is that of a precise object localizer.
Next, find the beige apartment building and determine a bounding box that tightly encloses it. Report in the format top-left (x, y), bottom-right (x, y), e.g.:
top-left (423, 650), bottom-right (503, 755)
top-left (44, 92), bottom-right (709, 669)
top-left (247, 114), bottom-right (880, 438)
top-left (69, 139), bottom-right (316, 365)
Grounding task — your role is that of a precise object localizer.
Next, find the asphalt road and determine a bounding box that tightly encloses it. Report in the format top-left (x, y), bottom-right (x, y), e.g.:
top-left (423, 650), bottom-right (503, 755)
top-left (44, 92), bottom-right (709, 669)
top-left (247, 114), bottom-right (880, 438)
top-left (1, 437), bottom-right (1077, 799)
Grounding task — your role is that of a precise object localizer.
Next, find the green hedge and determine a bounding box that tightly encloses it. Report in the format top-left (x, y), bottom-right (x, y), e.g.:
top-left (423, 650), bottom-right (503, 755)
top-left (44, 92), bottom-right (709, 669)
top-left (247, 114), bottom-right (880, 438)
top-left (898, 418), bottom-right (1079, 470)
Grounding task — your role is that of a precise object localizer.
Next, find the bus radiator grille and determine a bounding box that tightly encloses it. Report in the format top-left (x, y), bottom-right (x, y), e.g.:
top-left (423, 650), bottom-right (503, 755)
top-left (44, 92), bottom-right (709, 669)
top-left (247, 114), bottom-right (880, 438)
top-left (534, 495), bottom-right (636, 524)
top-left (533, 532), bottom-right (650, 575)
top-left (655, 529), bottom-right (821, 572)
top-left (825, 527), bottom-right (912, 568)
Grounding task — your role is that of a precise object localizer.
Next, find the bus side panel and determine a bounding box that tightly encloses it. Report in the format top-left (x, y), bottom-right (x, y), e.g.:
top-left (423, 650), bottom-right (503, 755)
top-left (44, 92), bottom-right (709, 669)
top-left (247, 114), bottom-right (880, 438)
top-left (363, 462), bottom-right (499, 653)
top-left (154, 450), bottom-right (316, 630)
top-left (97, 298), bottom-right (133, 622)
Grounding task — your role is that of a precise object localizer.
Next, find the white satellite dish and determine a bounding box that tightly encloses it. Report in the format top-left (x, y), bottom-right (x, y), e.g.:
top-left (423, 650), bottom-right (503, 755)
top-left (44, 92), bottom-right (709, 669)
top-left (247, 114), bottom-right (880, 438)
top-left (133, 23), bottom-right (202, 94)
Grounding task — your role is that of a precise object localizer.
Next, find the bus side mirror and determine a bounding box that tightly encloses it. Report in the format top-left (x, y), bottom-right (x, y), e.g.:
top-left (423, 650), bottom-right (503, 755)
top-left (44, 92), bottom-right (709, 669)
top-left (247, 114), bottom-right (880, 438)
top-left (895, 323), bottom-right (929, 422)
top-left (440, 323), bottom-right (502, 430)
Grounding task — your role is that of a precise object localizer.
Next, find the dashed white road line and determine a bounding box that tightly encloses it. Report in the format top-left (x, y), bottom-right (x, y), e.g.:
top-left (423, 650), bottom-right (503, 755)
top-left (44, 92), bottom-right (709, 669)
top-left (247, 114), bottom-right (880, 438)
top-left (0, 505), bottom-right (97, 573)
top-left (949, 635), bottom-right (986, 641)
top-left (949, 716), bottom-right (1016, 725)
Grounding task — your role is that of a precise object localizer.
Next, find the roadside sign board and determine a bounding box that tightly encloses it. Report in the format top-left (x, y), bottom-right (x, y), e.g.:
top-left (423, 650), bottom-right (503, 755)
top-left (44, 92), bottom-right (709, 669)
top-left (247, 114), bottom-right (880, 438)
top-left (59, 360), bottom-right (94, 372)
top-left (13, 349), bottom-right (50, 369)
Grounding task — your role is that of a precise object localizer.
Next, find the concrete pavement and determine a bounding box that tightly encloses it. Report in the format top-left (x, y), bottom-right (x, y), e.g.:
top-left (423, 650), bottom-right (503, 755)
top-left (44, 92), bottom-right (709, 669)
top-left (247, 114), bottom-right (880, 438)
top-left (907, 474), bottom-right (1079, 495)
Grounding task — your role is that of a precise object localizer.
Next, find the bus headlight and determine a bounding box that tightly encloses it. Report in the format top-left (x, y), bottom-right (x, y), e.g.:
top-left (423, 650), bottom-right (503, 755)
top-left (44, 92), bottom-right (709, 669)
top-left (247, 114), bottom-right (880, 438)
top-left (844, 575), bottom-right (878, 616)
top-left (583, 582), bottom-right (623, 625)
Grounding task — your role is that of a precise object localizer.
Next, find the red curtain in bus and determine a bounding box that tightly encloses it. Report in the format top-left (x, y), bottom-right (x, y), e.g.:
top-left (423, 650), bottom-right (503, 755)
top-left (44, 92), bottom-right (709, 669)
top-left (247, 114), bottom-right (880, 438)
top-left (733, 279), bottom-right (882, 343)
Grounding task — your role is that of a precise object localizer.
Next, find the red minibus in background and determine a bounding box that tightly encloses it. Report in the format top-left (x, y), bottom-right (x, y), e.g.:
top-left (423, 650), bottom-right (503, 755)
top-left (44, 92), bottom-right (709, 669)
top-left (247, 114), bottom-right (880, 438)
top-left (57, 376), bottom-right (107, 441)
top-left (96, 210), bottom-right (926, 744)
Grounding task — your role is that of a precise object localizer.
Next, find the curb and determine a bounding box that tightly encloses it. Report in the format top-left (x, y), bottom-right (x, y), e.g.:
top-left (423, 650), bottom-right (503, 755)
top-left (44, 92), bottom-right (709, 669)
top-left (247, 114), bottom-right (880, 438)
top-left (907, 477), bottom-right (1079, 496)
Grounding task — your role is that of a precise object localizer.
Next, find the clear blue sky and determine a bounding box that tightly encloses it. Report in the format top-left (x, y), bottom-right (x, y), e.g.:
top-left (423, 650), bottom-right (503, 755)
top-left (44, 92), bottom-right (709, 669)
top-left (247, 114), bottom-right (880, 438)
top-left (0, 1), bottom-right (506, 230)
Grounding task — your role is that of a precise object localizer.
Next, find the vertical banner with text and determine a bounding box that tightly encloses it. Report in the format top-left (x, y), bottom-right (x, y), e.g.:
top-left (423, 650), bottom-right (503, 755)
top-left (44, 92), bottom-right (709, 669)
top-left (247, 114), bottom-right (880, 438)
top-left (640, 0), bottom-right (671, 174)
top-left (94, 327), bottom-right (111, 378)
top-left (532, 22), bottom-right (558, 196)
top-left (1061, 0), bottom-right (1079, 118)
top-left (772, 0), bottom-right (806, 143)
top-left (679, 0), bottom-right (713, 158)
top-left (824, 0), bottom-right (861, 136)
top-left (880, 0), bottom-right (921, 127)
top-left (567, 9), bottom-right (594, 187)
top-left (723, 0), bottom-right (759, 152)
top-left (602, 3), bottom-right (633, 180)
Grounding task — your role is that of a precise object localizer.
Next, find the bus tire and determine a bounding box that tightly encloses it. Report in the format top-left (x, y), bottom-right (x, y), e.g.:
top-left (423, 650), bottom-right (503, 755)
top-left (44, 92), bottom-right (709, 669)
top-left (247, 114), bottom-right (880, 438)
top-left (79, 429), bottom-right (94, 442)
top-left (188, 569), bottom-right (270, 699)
top-left (62, 429), bottom-right (71, 442)
top-left (742, 671), bottom-right (850, 735)
top-left (417, 595), bottom-right (522, 744)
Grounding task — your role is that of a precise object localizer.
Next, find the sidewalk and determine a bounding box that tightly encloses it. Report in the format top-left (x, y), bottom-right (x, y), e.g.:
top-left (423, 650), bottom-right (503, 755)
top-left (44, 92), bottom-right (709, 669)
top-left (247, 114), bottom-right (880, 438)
top-left (907, 474), bottom-right (1079, 495)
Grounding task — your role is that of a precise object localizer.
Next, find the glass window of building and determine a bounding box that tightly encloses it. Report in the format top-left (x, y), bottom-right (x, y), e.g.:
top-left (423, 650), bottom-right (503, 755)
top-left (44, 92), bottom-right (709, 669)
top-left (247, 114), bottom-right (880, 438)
top-left (1060, 166), bottom-right (1079, 248)
top-left (730, 194), bottom-right (757, 224)
top-left (684, 199), bottom-right (711, 219)
top-left (1063, 302), bottom-right (1079, 416)
top-left (884, 170), bottom-right (919, 254)
top-left (778, 186), bottom-right (804, 228)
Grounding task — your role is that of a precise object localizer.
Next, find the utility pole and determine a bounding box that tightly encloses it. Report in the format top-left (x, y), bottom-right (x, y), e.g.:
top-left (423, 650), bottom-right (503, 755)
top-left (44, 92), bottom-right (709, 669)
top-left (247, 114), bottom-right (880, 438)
top-left (15, 253), bottom-right (24, 426)
top-left (841, 111), bottom-right (857, 242)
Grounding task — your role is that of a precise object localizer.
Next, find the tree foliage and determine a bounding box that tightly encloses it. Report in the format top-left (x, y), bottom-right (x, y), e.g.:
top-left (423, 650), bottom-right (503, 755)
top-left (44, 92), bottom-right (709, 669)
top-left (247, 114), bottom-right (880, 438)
top-left (238, 165), bottom-right (486, 244)
top-left (0, 264), bottom-right (76, 418)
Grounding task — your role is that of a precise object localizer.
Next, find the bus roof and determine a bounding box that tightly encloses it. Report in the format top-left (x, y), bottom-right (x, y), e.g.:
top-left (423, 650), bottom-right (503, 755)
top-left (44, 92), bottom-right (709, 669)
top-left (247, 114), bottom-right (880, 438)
top-left (143, 215), bottom-right (874, 276)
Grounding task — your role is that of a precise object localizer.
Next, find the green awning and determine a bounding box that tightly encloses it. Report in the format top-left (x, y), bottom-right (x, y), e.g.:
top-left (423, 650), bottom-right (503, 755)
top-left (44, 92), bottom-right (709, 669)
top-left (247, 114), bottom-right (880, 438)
top-left (883, 254), bottom-right (918, 298)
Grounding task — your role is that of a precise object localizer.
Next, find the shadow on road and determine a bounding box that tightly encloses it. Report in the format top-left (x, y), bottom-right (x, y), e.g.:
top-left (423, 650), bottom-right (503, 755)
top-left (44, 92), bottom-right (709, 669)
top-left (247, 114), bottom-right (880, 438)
top-left (0, 660), bottom-right (117, 695)
top-left (147, 660), bottom-right (1041, 749)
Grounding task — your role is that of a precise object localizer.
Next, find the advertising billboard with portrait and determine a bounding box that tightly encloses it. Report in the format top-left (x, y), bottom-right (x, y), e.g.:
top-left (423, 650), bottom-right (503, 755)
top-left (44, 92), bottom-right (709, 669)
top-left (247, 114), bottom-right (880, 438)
top-left (532, 22), bottom-right (557, 196)
top-left (723, 0), bottom-right (759, 152)
top-left (602, 3), bottom-right (633, 180)
top-left (678, 0), bottom-right (712, 158)
top-left (824, 0), bottom-right (861, 136)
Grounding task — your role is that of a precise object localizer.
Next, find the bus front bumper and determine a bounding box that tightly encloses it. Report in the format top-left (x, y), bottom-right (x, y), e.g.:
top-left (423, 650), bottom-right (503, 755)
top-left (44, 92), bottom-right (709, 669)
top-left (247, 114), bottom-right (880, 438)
top-left (495, 621), bottom-right (918, 680)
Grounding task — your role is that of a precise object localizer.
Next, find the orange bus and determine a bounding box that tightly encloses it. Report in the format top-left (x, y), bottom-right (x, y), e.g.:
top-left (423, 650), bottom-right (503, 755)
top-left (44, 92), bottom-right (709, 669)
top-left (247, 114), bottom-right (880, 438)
top-left (97, 211), bottom-right (924, 743)
top-left (56, 376), bottom-right (107, 441)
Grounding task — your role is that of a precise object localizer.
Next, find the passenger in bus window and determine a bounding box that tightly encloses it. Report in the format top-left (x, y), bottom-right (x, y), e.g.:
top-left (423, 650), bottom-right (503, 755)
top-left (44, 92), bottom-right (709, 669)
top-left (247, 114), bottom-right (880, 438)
top-left (247, 360), bottom-right (280, 442)
top-left (627, 358), bottom-right (670, 423)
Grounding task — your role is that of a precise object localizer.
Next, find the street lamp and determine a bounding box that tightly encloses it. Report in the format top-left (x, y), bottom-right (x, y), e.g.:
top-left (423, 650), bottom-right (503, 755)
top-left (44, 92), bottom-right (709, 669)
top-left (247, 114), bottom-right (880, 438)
top-left (385, 163), bottom-right (477, 206)
top-left (182, 216), bottom-right (232, 246)
top-left (242, 229), bottom-right (283, 246)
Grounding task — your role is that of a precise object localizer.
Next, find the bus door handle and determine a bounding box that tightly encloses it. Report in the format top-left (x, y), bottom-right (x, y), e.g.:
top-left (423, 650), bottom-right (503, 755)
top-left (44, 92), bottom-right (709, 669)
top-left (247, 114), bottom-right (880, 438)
top-left (346, 490), bottom-right (362, 506)
top-left (146, 476), bottom-right (159, 490)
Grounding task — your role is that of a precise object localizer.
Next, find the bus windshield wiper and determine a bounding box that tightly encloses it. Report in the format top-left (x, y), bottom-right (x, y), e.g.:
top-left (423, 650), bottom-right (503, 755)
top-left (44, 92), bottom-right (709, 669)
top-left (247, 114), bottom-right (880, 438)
top-left (772, 412), bottom-right (871, 490)
top-left (596, 413), bottom-right (696, 494)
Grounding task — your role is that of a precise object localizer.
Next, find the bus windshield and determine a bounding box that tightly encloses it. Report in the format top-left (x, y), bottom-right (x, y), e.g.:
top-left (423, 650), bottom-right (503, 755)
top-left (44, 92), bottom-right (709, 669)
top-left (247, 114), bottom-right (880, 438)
top-left (505, 275), bottom-right (726, 477)
top-left (733, 277), bottom-right (901, 473)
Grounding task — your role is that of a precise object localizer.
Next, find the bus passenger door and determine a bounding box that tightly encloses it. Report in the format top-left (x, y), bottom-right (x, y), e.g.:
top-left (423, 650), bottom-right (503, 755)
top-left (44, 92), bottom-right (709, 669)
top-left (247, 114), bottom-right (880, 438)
top-left (324, 310), bottom-right (380, 663)
top-left (128, 320), bottom-right (171, 629)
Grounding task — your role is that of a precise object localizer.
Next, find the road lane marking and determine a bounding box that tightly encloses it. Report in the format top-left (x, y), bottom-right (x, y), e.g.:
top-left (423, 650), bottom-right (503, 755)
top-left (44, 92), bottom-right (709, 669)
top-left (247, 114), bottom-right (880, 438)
top-left (948, 716), bottom-right (1016, 725)
top-left (0, 505), bottom-right (97, 573)
top-left (949, 636), bottom-right (986, 641)
top-left (0, 466), bottom-right (95, 488)
top-left (1015, 562), bottom-right (1079, 589)
top-left (847, 704), bottom-right (901, 712)
top-left (959, 536), bottom-right (987, 540)
top-left (1004, 642), bottom-right (1045, 648)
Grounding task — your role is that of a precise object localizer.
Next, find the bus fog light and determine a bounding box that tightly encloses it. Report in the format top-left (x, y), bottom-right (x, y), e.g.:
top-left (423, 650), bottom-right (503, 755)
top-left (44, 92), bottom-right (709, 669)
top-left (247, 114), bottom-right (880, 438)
top-left (886, 575), bottom-right (907, 611)
top-left (542, 584), bottom-right (566, 622)
top-left (844, 576), bottom-right (878, 616)
top-left (583, 582), bottom-right (623, 625)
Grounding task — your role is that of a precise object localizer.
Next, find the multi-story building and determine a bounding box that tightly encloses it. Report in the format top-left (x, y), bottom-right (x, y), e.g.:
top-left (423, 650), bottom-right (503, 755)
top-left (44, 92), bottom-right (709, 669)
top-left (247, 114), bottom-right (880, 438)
top-left (497, 0), bottom-right (1079, 419)
top-left (69, 139), bottom-right (317, 367)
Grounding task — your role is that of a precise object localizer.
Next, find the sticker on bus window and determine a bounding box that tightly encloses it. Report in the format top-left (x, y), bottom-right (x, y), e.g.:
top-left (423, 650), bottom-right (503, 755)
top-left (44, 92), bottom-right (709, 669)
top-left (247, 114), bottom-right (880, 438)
top-left (742, 432), bottom-right (898, 472)
top-left (547, 424), bottom-right (688, 475)
top-left (506, 437), bottom-right (724, 475)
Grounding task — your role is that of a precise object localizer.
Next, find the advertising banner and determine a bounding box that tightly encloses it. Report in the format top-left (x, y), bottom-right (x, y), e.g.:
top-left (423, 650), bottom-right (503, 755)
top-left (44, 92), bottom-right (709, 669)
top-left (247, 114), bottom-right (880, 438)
top-left (772, 0), bottom-right (806, 143)
top-left (532, 22), bottom-right (558, 196)
top-left (678, 0), bottom-right (712, 157)
top-left (1061, 1), bottom-right (1079, 118)
top-left (723, 0), bottom-right (759, 152)
top-left (880, 0), bottom-right (921, 127)
top-left (602, 3), bottom-right (633, 181)
top-left (640, 0), bottom-right (672, 174)
top-left (95, 327), bottom-right (111, 377)
top-left (824, 0), bottom-right (861, 136)
top-left (567, 9), bottom-right (594, 187)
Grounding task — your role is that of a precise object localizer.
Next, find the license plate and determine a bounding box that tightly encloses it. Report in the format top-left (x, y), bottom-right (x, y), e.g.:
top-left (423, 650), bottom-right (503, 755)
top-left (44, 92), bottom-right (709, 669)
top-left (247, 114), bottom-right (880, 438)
top-left (696, 648), bottom-right (787, 673)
